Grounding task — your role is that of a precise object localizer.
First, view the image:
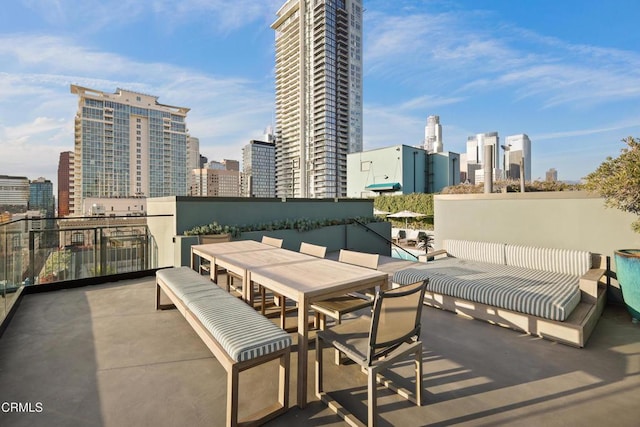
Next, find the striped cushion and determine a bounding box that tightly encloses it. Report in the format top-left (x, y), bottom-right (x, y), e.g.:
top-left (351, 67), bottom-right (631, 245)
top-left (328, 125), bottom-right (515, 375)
top-left (156, 266), bottom-right (214, 298)
top-left (393, 257), bottom-right (581, 321)
top-left (505, 245), bottom-right (591, 277)
top-left (188, 295), bottom-right (292, 362)
top-left (444, 240), bottom-right (505, 265)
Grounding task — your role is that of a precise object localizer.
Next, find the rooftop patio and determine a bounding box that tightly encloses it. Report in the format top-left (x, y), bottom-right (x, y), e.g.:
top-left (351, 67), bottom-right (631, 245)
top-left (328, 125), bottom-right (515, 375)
top-left (1, 272), bottom-right (639, 426)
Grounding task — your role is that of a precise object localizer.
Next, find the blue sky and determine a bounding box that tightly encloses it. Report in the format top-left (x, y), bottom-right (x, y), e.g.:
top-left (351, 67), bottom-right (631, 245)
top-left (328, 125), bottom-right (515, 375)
top-left (1, 0), bottom-right (639, 191)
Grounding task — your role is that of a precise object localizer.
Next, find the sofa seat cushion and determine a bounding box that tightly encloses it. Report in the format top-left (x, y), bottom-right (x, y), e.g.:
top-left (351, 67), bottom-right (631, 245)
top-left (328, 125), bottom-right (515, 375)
top-left (393, 257), bottom-right (581, 321)
top-left (188, 295), bottom-right (292, 362)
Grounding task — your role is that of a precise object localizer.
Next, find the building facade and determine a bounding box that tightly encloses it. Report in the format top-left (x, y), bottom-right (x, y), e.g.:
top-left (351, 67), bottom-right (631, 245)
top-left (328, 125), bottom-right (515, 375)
top-left (346, 145), bottom-right (460, 197)
top-left (242, 140), bottom-right (276, 198)
top-left (466, 132), bottom-right (501, 184)
top-left (190, 160), bottom-right (241, 197)
top-left (0, 175), bottom-right (29, 213)
top-left (29, 177), bottom-right (55, 218)
top-left (546, 168), bottom-right (558, 182)
top-left (424, 115), bottom-right (443, 153)
top-left (272, 0), bottom-right (363, 198)
top-left (57, 151), bottom-right (75, 216)
top-left (504, 134), bottom-right (532, 182)
top-left (71, 85), bottom-right (190, 212)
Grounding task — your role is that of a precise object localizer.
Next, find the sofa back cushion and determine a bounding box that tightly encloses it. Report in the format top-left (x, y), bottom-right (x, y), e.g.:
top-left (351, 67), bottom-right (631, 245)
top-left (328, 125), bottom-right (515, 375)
top-left (444, 240), bottom-right (505, 265)
top-left (505, 244), bottom-right (591, 277)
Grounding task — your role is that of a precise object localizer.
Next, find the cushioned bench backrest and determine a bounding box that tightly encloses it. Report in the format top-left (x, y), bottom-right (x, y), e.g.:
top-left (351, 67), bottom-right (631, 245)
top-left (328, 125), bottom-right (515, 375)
top-left (505, 244), bottom-right (591, 277)
top-left (444, 240), bottom-right (505, 265)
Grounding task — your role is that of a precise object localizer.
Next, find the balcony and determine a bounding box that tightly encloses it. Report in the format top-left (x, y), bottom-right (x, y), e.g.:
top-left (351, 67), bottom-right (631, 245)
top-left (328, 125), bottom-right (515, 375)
top-left (2, 271), bottom-right (638, 426)
top-left (1, 196), bottom-right (639, 426)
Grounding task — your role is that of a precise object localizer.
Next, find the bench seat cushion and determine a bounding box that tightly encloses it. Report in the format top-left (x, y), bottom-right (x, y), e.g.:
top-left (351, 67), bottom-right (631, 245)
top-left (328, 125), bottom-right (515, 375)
top-left (393, 257), bottom-right (582, 321)
top-left (188, 296), bottom-right (292, 362)
top-left (157, 266), bottom-right (225, 299)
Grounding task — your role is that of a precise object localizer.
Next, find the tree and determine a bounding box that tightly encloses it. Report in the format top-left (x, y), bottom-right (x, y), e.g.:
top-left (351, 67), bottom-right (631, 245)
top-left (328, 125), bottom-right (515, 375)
top-left (584, 136), bottom-right (640, 233)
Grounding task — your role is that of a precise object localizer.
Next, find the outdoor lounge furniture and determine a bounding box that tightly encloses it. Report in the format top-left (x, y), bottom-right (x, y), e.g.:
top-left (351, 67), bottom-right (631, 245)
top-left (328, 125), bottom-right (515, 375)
top-left (393, 239), bottom-right (608, 347)
top-left (316, 279), bottom-right (428, 427)
top-left (155, 266), bottom-right (291, 427)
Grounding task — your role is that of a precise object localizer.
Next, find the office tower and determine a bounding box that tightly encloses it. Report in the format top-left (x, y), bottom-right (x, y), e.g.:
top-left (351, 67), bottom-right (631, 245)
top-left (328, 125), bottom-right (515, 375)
top-left (0, 175), bottom-right (29, 212)
top-left (504, 134), bottom-right (532, 182)
top-left (70, 85), bottom-right (190, 211)
top-left (466, 132), bottom-right (500, 184)
top-left (199, 155), bottom-right (208, 169)
top-left (546, 168), bottom-right (558, 182)
top-left (272, 0), bottom-right (363, 198)
top-left (424, 115), bottom-right (443, 153)
top-left (58, 151), bottom-right (75, 216)
top-left (191, 160), bottom-right (240, 197)
top-left (29, 177), bottom-right (55, 218)
top-left (186, 137), bottom-right (200, 192)
top-left (242, 140), bottom-right (276, 197)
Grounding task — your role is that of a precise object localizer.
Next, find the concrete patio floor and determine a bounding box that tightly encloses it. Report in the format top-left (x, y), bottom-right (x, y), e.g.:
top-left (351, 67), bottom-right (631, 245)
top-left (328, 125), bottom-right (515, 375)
top-left (1, 275), bottom-right (640, 426)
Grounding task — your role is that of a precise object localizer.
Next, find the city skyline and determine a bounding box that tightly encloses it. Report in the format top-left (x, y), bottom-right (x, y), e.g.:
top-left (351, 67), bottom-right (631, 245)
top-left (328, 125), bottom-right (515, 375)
top-left (1, 0), bottom-right (640, 192)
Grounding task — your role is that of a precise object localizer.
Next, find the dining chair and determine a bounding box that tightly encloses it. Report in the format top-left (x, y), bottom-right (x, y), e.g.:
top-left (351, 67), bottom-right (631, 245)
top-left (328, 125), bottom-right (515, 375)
top-left (315, 279), bottom-right (428, 427)
top-left (310, 249), bottom-right (379, 328)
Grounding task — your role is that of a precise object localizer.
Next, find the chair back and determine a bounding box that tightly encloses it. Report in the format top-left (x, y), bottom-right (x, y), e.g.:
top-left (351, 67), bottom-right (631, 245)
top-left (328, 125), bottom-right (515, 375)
top-left (198, 234), bottom-right (232, 244)
top-left (261, 236), bottom-right (283, 248)
top-left (338, 249), bottom-right (379, 270)
top-left (367, 280), bottom-right (428, 364)
top-left (299, 242), bottom-right (327, 258)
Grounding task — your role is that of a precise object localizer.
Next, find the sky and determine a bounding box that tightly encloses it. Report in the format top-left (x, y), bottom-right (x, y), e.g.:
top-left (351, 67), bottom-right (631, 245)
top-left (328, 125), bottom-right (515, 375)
top-left (1, 0), bottom-right (639, 192)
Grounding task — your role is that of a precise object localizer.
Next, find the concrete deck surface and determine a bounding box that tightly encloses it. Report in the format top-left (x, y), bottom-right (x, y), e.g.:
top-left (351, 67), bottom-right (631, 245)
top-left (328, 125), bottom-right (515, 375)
top-left (1, 276), bottom-right (639, 426)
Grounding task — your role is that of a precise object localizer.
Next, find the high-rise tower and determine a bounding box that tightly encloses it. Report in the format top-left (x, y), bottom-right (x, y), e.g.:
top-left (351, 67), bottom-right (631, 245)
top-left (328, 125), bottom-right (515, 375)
top-left (424, 115), bottom-right (443, 153)
top-left (504, 134), bottom-right (532, 181)
top-left (272, 0), bottom-right (363, 198)
top-left (71, 85), bottom-right (190, 211)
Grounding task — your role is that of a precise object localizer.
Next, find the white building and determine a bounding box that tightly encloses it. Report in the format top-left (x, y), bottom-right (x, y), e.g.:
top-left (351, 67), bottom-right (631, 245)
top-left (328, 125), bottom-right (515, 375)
top-left (466, 132), bottom-right (502, 184)
top-left (71, 85), bottom-right (190, 212)
top-left (271, 0), bottom-right (363, 198)
top-left (424, 115), bottom-right (443, 153)
top-left (504, 134), bottom-right (532, 182)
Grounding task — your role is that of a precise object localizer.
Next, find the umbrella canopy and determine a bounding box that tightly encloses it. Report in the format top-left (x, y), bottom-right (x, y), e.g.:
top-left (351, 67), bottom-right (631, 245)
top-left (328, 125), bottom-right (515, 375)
top-left (373, 208), bottom-right (391, 215)
top-left (387, 210), bottom-right (427, 228)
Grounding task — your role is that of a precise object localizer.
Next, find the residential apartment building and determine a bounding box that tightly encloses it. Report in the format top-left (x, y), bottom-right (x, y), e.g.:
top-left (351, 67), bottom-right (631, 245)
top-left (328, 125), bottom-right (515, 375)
top-left (57, 151), bottom-right (74, 217)
top-left (242, 140), bottom-right (276, 198)
top-left (186, 136), bottom-right (200, 193)
top-left (0, 175), bottom-right (29, 213)
top-left (272, 0), bottom-right (363, 198)
top-left (504, 134), bottom-right (532, 181)
top-left (70, 85), bottom-right (190, 213)
top-left (191, 160), bottom-right (240, 197)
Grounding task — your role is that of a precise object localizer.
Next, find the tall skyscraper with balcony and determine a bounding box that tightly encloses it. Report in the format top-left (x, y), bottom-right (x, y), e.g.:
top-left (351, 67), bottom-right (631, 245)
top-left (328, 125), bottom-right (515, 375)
top-left (242, 140), bottom-right (276, 198)
top-left (424, 115), bottom-right (443, 153)
top-left (272, 0), bottom-right (363, 198)
top-left (504, 134), bottom-right (532, 181)
top-left (71, 85), bottom-right (190, 212)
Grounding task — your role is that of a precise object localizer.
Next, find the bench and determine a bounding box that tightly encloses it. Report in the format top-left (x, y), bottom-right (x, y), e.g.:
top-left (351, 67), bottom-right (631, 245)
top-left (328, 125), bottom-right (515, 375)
top-left (156, 267), bottom-right (292, 426)
top-left (393, 240), bottom-right (607, 347)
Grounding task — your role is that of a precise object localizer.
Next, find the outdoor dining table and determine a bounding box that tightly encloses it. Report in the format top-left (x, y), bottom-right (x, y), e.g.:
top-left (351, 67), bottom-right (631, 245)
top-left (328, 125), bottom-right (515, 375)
top-left (190, 240), bottom-right (389, 408)
top-left (249, 257), bottom-right (389, 408)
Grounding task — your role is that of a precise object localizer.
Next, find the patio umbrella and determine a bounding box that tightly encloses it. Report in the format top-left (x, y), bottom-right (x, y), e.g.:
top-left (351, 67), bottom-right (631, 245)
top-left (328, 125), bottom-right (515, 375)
top-left (373, 208), bottom-right (391, 216)
top-left (387, 210), bottom-right (427, 228)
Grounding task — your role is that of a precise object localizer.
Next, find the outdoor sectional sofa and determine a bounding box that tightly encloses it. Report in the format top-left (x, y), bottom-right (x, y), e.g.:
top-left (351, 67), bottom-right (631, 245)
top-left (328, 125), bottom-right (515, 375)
top-left (392, 240), bottom-right (607, 347)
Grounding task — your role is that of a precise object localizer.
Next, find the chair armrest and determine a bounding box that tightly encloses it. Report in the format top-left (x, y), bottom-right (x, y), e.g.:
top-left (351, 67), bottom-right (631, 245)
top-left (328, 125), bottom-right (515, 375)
top-left (580, 268), bottom-right (606, 303)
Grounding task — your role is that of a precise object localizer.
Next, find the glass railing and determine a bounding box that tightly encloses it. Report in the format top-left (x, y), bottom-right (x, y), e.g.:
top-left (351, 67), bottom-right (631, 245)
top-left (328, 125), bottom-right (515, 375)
top-left (0, 215), bottom-right (161, 323)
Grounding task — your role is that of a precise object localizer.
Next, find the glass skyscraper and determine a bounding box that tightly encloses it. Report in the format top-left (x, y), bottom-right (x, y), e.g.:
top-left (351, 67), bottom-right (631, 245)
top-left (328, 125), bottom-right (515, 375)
top-left (71, 85), bottom-right (190, 212)
top-left (272, 0), bottom-right (363, 198)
